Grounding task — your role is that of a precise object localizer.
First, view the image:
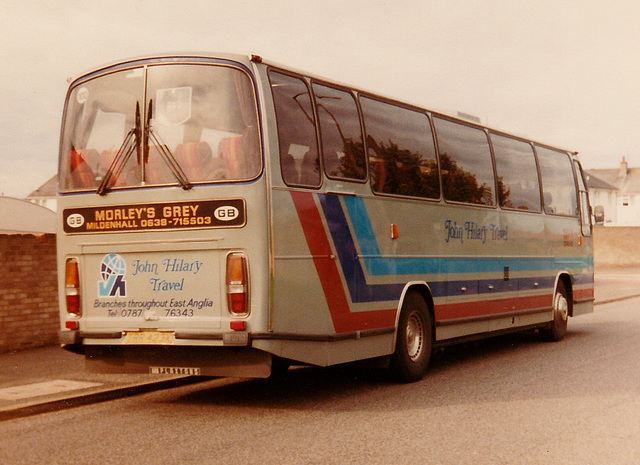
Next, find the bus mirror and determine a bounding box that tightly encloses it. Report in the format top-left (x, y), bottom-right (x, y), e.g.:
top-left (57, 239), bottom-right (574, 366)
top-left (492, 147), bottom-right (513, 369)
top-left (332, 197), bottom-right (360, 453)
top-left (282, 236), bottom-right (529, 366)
top-left (594, 205), bottom-right (605, 225)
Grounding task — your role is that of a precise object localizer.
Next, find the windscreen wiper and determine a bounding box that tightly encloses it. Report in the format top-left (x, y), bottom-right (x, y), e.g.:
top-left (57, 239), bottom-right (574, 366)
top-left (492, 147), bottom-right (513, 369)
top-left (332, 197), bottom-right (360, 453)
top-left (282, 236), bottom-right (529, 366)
top-left (97, 102), bottom-right (141, 196)
top-left (145, 99), bottom-right (192, 190)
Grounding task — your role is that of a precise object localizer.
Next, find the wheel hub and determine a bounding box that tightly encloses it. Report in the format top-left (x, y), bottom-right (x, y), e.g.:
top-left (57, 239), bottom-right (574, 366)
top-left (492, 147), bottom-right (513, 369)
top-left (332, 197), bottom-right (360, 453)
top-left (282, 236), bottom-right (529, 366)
top-left (555, 293), bottom-right (569, 322)
top-left (406, 312), bottom-right (424, 361)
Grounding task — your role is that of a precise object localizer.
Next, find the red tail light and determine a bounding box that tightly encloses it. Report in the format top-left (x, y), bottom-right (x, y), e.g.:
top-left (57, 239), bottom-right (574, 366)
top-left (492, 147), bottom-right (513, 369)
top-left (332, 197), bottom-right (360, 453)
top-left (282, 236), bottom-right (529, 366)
top-left (65, 258), bottom-right (81, 317)
top-left (226, 253), bottom-right (248, 315)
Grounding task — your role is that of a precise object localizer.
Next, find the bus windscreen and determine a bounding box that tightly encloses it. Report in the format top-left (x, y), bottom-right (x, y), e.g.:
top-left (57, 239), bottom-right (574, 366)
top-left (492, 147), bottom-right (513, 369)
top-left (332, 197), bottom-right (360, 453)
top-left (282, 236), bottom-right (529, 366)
top-left (60, 64), bottom-right (261, 192)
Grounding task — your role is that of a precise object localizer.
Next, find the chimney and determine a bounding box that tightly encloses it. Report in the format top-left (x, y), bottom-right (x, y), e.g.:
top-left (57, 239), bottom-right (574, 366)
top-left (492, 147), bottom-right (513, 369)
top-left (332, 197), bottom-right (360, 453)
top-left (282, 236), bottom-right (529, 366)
top-left (619, 157), bottom-right (629, 178)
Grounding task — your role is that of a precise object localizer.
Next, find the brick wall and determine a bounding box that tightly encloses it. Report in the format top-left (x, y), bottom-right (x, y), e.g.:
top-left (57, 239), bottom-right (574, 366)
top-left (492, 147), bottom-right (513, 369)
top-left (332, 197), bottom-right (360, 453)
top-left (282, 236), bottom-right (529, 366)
top-left (0, 234), bottom-right (59, 352)
top-left (594, 225), bottom-right (640, 269)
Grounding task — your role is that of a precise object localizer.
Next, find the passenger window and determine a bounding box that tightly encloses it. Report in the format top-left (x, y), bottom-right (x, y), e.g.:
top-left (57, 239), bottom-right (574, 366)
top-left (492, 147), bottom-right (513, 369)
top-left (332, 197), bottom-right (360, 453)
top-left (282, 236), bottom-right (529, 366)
top-left (312, 83), bottom-right (366, 181)
top-left (433, 117), bottom-right (496, 206)
top-left (536, 146), bottom-right (578, 216)
top-left (491, 134), bottom-right (541, 212)
top-left (360, 97), bottom-right (439, 199)
top-left (269, 71), bottom-right (320, 187)
top-left (575, 161), bottom-right (592, 236)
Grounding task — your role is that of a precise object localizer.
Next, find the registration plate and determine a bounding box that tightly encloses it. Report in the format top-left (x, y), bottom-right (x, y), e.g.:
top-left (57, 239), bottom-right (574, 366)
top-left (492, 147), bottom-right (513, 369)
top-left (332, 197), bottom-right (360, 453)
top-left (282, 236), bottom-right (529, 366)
top-left (124, 331), bottom-right (174, 345)
top-left (150, 367), bottom-right (201, 375)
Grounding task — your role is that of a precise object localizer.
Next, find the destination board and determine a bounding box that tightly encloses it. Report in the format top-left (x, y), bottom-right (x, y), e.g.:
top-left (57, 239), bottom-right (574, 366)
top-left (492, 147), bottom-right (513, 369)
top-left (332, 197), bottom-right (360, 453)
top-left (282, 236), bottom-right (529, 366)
top-left (63, 199), bottom-right (245, 234)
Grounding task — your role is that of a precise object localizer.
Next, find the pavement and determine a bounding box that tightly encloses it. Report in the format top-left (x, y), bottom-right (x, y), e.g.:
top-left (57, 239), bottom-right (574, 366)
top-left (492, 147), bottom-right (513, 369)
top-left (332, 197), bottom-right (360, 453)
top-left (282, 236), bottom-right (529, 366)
top-left (0, 345), bottom-right (203, 421)
top-left (1, 268), bottom-right (640, 422)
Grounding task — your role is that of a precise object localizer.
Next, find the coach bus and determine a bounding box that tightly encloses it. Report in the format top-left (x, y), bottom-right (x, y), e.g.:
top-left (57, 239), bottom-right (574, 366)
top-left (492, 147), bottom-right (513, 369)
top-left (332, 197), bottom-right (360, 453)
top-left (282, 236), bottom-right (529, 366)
top-left (57, 53), bottom-right (594, 382)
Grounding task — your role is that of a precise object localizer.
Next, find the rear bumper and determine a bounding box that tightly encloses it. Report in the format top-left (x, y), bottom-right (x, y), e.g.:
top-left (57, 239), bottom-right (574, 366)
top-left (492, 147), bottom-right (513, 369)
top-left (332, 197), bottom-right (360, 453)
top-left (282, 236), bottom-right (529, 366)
top-left (82, 345), bottom-right (272, 378)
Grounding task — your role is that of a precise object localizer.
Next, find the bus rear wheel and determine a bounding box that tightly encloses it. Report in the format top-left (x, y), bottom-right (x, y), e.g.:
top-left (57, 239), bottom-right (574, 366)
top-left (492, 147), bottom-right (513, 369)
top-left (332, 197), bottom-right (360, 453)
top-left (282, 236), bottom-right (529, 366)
top-left (540, 281), bottom-right (569, 342)
top-left (390, 291), bottom-right (432, 383)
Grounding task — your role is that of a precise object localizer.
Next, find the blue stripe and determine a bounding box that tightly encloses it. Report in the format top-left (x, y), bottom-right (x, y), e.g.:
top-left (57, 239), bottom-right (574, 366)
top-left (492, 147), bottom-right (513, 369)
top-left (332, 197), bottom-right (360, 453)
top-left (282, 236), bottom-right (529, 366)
top-left (343, 196), bottom-right (593, 276)
top-left (319, 194), bottom-right (405, 302)
top-left (343, 196), bottom-right (381, 256)
top-left (361, 256), bottom-right (594, 276)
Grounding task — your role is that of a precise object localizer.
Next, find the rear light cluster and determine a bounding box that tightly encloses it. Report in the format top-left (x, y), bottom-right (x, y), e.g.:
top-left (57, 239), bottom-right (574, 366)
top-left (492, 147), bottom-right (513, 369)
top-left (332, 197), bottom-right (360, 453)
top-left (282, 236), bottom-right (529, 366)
top-left (226, 252), bottom-right (249, 319)
top-left (65, 258), bottom-right (81, 329)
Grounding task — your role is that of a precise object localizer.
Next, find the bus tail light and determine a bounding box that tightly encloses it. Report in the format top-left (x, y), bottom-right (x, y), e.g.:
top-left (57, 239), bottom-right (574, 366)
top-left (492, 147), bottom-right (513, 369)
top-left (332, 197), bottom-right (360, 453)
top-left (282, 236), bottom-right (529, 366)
top-left (65, 258), bottom-right (81, 317)
top-left (226, 253), bottom-right (248, 316)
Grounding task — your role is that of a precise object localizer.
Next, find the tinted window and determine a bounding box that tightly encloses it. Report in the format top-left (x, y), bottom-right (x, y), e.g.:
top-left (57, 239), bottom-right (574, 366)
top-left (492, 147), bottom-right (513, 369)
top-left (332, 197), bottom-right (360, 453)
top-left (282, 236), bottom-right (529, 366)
top-left (433, 118), bottom-right (495, 206)
top-left (312, 83), bottom-right (366, 181)
top-left (491, 134), bottom-right (541, 211)
top-left (360, 97), bottom-right (439, 199)
top-left (536, 146), bottom-right (578, 216)
top-left (269, 71), bottom-right (320, 187)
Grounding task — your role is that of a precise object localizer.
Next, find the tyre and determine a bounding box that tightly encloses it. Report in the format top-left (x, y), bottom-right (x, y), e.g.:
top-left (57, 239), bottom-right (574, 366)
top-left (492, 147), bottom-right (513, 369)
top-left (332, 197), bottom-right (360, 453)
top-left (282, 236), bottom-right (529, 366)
top-left (540, 280), bottom-right (569, 342)
top-left (390, 291), bottom-right (432, 383)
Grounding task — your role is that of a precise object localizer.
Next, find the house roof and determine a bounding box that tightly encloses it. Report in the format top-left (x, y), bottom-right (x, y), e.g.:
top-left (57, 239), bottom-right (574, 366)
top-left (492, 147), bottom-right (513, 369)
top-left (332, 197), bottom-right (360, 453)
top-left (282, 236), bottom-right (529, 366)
top-left (586, 158), bottom-right (640, 194)
top-left (0, 196), bottom-right (56, 234)
top-left (27, 175), bottom-right (57, 198)
top-left (585, 171), bottom-right (619, 191)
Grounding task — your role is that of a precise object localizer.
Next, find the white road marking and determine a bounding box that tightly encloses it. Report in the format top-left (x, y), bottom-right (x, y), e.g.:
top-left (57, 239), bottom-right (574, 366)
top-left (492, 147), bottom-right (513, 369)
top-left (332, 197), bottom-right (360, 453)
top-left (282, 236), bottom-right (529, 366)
top-left (0, 380), bottom-right (103, 401)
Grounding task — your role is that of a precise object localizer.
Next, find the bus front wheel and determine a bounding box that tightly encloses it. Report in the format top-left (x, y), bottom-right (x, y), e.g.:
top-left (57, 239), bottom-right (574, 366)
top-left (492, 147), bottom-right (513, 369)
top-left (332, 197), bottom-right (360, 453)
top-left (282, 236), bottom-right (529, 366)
top-left (540, 281), bottom-right (569, 342)
top-left (390, 291), bottom-right (432, 383)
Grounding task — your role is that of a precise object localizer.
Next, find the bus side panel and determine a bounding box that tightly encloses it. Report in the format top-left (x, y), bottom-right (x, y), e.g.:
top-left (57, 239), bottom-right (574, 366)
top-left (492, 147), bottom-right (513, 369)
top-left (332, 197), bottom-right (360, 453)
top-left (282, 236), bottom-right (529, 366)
top-left (270, 189), bottom-right (336, 336)
top-left (356, 196), bottom-right (551, 338)
top-left (547, 213), bottom-right (595, 317)
top-left (267, 189), bottom-right (398, 366)
top-left (358, 195), bottom-right (593, 342)
top-left (269, 186), bottom-right (594, 360)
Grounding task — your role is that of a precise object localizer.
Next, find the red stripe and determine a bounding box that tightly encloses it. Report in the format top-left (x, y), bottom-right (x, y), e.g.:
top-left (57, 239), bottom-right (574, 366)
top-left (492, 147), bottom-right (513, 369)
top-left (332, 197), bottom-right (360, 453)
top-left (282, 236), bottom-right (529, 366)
top-left (290, 191), bottom-right (396, 333)
top-left (436, 294), bottom-right (553, 321)
top-left (573, 287), bottom-right (595, 300)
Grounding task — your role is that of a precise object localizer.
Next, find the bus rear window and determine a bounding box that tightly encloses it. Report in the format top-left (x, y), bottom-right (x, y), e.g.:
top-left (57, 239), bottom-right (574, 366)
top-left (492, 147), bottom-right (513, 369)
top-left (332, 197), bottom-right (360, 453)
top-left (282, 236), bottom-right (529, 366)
top-left (60, 64), bottom-right (261, 192)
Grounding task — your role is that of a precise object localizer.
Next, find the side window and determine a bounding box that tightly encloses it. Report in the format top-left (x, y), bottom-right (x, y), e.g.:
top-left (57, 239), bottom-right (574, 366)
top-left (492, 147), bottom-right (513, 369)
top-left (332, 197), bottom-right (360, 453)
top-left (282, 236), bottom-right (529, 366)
top-left (312, 83), bottom-right (366, 181)
top-left (491, 134), bottom-right (542, 212)
top-left (433, 117), bottom-right (496, 206)
top-left (536, 146), bottom-right (578, 216)
top-left (269, 70), bottom-right (320, 187)
top-left (360, 97), bottom-right (439, 199)
top-left (575, 160), bottom-right (592, 236)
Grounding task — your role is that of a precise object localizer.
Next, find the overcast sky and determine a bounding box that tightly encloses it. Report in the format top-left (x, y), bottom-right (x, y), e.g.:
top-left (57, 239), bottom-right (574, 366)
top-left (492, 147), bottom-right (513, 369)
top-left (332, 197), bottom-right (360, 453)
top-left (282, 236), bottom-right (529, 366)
top-left (2, 0), bottom-right (639, 198)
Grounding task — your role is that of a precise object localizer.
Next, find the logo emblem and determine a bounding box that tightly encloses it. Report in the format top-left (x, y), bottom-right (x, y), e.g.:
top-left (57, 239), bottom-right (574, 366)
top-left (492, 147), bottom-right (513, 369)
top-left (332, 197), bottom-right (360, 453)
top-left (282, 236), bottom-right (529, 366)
top-left (66, 213), bottom-right (85, 228)
top-left (98, 254), bottom-right (127, 297)
top-left (214, 206), bottom-right (239, 221)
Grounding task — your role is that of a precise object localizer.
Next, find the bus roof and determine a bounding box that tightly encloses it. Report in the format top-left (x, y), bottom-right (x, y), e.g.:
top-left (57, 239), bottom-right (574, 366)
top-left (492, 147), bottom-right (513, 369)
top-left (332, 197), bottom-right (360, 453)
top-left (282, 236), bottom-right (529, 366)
top-left (67, 52), bottom-right (577, 155)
